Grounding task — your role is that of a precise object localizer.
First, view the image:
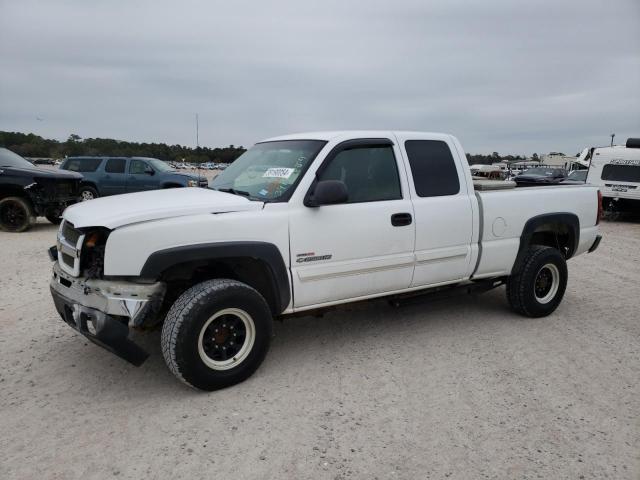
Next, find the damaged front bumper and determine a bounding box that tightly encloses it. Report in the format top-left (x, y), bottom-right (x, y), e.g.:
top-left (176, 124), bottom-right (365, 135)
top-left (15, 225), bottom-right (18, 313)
top-left (49, 261), bottom-right (165, 366)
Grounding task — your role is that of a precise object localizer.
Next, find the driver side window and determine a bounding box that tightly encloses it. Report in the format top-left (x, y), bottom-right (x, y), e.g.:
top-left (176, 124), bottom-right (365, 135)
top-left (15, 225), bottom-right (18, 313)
top-left (130, 159), bottom-right (149, 174)
top-left (317, 145), bottom-right (401, 203)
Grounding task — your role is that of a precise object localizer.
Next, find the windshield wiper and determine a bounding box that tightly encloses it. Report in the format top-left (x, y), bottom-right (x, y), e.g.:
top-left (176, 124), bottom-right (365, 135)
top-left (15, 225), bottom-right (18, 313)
top-left (216, 187), bottom-right (252, 198)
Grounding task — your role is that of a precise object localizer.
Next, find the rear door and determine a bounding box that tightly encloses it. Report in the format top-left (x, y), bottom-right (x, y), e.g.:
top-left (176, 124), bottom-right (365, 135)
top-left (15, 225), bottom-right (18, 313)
top-left (288, 138), bottom-right (415, 308)
top-left (127, 159), bottom-right (158, 192)
top-left (100, 158), bottom-right (129, 196)
top-left (395, 133), bottom-right (474, 287)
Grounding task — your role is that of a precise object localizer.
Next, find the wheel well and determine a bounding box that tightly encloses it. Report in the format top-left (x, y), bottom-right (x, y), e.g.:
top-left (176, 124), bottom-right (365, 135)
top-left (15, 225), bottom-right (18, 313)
top-left (80, 182), bottom-right (99, 193)
top-left (162, 183), bottom-right (183, 189)
top-left (513, 213), bottom-right (579, 274)
top-left (158, 257), bottom-right (281, 315)
top-left (0, 186), bottom-right (31, 202)
top-left (529, 222), bottom-right (576, 257)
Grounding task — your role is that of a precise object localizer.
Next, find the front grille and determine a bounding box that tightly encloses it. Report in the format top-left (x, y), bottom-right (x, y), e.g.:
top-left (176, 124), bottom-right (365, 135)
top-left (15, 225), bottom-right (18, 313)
top-left (62, 221), bottom-right (81, 244)
top-left (58, 220), bottom-right (85, 276)
top-left (56, 182), bottom-right (74, 197)
top-left (61, 252), bottom-right (75, 266)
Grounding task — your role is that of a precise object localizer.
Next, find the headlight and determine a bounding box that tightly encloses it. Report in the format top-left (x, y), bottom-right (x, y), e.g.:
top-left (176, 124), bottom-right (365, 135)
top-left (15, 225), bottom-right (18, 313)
top-left (187, 179), bottom-right (198, 187)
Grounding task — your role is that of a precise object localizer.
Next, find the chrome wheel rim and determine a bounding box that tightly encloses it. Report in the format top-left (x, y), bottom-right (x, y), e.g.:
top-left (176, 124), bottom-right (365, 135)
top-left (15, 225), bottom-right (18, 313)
top-left (198, 308), bottom-right (255, 370)
top-left (534, 263), bottom-right (560, 304)
top-left (81, 190), bottom-right (95, 201)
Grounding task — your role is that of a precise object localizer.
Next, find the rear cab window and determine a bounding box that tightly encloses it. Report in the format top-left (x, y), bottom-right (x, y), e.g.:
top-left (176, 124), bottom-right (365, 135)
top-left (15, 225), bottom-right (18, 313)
top-left (403, 140), bottom-right (460, 197)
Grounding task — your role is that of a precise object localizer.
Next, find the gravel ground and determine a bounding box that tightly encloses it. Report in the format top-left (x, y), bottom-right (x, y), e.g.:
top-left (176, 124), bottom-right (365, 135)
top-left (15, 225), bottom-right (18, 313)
top-left (0, 219), bottom-right (638, 480)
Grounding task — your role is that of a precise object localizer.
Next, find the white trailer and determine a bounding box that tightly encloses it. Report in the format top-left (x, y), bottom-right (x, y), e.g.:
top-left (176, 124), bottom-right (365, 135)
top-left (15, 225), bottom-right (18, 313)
top-left (585, 138), bottom-right (640, 214)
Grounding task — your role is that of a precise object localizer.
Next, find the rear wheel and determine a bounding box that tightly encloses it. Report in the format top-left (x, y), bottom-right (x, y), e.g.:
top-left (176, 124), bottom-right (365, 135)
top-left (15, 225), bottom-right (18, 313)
top-left (0, 196), bottom-right (34, 232)
top-left (79, 186), bottom-right (98, 201)
top-left (602, 198), bottom-right (621, 221)
top-left (161, 279), bottom-right (273, 391)
top-left (507, 246), bottom-right (567, 317)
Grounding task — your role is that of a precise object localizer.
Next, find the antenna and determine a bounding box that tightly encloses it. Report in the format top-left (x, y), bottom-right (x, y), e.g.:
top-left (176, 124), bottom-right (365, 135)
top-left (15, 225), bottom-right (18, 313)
top-left (195, 113), bottom-right (201, 178)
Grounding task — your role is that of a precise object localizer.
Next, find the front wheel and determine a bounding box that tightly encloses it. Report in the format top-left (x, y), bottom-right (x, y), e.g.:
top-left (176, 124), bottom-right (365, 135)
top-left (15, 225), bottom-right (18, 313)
top-left (0, 196), bottom-right (35, 232)
top-left (506, 246), bottom-right (568, 318)
top-left (161, 279), bottom-right (273, 391)
top-left (79, 186), bottom-right (99, 201)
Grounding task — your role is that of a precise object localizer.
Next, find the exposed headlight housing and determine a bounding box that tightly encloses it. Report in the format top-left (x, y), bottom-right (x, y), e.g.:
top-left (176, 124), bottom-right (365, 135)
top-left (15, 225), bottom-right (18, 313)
top-left (187, 179), bottom-right (198, 187)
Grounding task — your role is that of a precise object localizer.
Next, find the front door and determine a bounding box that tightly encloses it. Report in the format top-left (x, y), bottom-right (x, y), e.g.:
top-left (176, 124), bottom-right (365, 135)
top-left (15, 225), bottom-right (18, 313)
top-left (288, 139), bottom-right (415, 309)
top-left (127, 159), bottom-right (158, 192)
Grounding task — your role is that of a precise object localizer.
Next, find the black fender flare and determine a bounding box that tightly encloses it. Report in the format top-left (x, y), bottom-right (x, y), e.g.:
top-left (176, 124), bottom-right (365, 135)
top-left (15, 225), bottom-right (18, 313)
top-left (139, 241), bottom-right (291, 313)
top-left (513, 213), bottom-right (579, 272)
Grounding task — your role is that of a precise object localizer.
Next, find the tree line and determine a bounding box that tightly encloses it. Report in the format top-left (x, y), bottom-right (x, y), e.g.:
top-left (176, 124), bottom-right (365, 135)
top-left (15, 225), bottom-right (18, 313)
top-left (0, 131), bottom-right (246, 164)
top-left (1, 130), bottom-right (535, 165)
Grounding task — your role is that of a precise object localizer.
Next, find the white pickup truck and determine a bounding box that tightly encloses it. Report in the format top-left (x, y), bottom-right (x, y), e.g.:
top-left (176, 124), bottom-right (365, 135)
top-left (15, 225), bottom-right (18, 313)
top-left (49, 131), bottom-right (602, 390)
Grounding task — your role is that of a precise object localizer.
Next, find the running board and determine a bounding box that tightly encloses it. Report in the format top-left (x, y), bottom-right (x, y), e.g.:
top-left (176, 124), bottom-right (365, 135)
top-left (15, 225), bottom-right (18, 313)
top-left (388, 278), bottom-right (506, 308)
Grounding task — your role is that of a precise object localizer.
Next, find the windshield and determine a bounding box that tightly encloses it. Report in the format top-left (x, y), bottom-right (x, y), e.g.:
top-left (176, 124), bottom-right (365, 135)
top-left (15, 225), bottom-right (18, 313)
top-left (147, 159), bottom-right (174, 172)
top-left (210, 140), bottom-right (327, 201)
top-left (568, 170), bottom-right (587, 181)
top-left (0, 148), bottom-right (34, 168)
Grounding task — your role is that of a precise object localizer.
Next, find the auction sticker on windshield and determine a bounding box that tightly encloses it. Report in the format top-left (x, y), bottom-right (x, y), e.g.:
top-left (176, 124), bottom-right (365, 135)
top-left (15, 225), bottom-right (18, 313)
top-left (263, 167), bottom-right (295, 179)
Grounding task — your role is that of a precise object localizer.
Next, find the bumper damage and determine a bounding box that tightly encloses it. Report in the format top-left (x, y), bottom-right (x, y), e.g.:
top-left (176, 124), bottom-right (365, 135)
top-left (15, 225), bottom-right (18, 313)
top-left (50, 261), bottom-right (165, 366)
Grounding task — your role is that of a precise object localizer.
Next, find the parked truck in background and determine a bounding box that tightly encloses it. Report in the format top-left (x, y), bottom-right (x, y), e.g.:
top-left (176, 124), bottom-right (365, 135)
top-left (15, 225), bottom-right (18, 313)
top-left (0, 147), bottom-right (81, 232)
top-left (48, 131), bottom-right (602, 390)
top-left (60, 156), bottom-right (208, 201)
top-left (583, 138), bottom-right (640, 216)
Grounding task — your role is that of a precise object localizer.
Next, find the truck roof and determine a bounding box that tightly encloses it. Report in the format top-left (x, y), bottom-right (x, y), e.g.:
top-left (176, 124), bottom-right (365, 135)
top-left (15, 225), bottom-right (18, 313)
top-left (261, 130), bottom-right (452, 142)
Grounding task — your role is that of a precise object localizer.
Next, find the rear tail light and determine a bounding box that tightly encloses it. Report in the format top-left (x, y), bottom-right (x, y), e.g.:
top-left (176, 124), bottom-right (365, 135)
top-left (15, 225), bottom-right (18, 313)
top-left (596, 190), bottom-right (602, 225)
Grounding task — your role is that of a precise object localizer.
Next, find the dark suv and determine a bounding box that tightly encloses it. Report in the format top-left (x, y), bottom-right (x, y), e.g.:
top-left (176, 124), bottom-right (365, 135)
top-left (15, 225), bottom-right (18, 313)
top-left (0, 148), bottom-right (81, 232)
top-left (60, 156), bottom-right (208, 200)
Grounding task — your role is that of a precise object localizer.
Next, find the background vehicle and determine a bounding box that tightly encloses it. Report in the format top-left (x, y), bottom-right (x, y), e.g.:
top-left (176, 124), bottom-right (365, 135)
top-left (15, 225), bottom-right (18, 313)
top-left (470, 164), bottom-right (507, 180)
top-left (60, 156), bottom-right (208, 200)
top-left (584, 138), bottom-right (640, 215)
top-left (0, 147), bottom-right (80, 231)
top-left (49, 131), bottom-right (601, 390)
top-left (561, 169), bottom-right (588, 184)
top-left (514, 167), bottom-right (567, 186)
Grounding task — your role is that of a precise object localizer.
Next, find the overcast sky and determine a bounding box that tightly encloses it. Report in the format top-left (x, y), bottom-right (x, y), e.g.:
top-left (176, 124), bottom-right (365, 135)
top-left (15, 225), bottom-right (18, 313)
top-left (1, 0), bottom-right (638, 155)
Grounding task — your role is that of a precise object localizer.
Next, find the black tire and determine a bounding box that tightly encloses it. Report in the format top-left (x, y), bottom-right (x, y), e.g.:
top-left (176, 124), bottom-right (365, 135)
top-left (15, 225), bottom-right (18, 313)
top-left (0, 196), bottom-right (35, 232)
top-left (602, 198), bottom-right (621, 221)
top-left (161, 279), bottom-right (273, 391)
top-left (45, 210), bottom-right (63, 224)
top-left (79, 185), bottom-right (99, 201)
top-left (506, 245), bottom-right (568, 318)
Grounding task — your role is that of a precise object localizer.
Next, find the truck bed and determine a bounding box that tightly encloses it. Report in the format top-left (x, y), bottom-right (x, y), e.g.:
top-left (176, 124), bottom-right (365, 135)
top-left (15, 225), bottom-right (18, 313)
top-left (472, 184), bottom-right (600, 279)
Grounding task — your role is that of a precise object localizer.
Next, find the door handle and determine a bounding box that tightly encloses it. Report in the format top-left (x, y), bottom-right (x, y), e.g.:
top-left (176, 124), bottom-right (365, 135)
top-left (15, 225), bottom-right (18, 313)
top-left (391, 212), bottom-right (412, 226)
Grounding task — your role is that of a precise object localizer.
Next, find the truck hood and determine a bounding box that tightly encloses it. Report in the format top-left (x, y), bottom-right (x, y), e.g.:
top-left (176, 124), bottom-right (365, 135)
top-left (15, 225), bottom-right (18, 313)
top-left (1, 165), bottom-right (83, 180)
top-left (164, 170), bottom-right (207, 181)
top-left (63, 188), bottom-right (263, 229)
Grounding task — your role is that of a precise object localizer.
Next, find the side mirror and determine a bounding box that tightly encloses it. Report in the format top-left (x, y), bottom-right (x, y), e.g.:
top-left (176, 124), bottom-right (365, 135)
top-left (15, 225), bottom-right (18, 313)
top-left (145, 166), bottom-right (155, 175)
top-left (306, 180), bottom-right (348, 207)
